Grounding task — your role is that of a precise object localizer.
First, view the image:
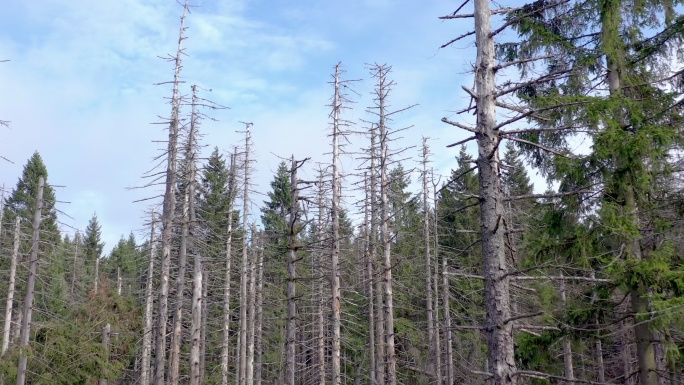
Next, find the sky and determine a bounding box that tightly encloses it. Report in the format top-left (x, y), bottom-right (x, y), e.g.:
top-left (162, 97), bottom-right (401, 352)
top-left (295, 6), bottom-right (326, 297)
top-left (0, 0), bottom-right (485, 253)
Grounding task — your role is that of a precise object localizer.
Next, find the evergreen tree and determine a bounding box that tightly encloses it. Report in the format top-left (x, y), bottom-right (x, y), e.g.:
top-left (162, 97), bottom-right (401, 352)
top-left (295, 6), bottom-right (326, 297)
top-left (83, 213), bottom-right (105, 270)
top-left (1, 152), bottom-right (59, 254)
top-left (261, 161), bottom-right (294, 252)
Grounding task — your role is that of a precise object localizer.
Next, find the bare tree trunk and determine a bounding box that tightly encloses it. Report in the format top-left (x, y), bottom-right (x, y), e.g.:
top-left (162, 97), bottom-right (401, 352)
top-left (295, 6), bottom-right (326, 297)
top-left (436, 188), bottom-right (454, 385)
top-left (16, 177), bottom-right (44, 385)
top-left (370, 123), bottom-right (385, 385)
top-left (141, 212), bottom-right (157, 385)
top-left (363, 172), bottom-right (377, 385)
top-left (2, 216), bottom-right (20, 356)
top-left (330, 64), bottom-right (343, 385)
top-left (473, 1), bottom-right (517, 382)
top-left (183, 84), bottom-right (202, 385)
top-left (422, 138), bottom-right (438, 379)
top-left (238, 124), bottom-right (253, 385)
top-left (117, 267), bottom-right (122, 296)
top-left (200, 266), bottom-right (208, 385)
top-left (221, 153), bottom-right (237, 385)
top-left (247, 224), bottom-right (257, 385)
top-left (155, 2), bottom-right (189, 383)
top-left (286, 155), bottom-right (299, 385)
top-left (255, 233), bottom-right (264, 385)
top-left (1, 216), bottom-right (19, 355)
top-left (374, 63), bottom-right (397, 385)
top-left (431, 172), bottom-right (443, 385)
top-left (101, 323), bottom-right (111, 385)
top-left (315, 170), bottom-right (327, 385)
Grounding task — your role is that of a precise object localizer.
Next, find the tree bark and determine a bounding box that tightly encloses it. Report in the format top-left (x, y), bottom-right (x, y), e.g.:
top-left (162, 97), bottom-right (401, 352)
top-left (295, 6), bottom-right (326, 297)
top-left (187, 84), bottom-right (202, 385)
top-left (364, 172), bottom-right (377, 385)
top-left (473, 1), bottom-right (516, 383)
top-left (101, 323), bottom-right (111, 385)
top-left (155, 2), bottom-right (188, 383)
top-left (255, 232), bottom-right (264, 385)
top-left (2, 216), bottom-right (20, 356)
top-left (221, 153), bottom-right (237, 385)
top-left (286, 155), bottom-right (299, 385)
top-left (375, 63), bottom-right (397, 385)
top-left (16, 177), bottom-right (44, 385)
top-left (238, 123), bottom-right (252, 385)
top-left (140, 212), bottom-right (157, 385)
top-left (422, 138), bottom-right (438, 379)
top-left (330, 64), bottom-right (343, 385)
top-left (370, 123), bottom-right (385, 385)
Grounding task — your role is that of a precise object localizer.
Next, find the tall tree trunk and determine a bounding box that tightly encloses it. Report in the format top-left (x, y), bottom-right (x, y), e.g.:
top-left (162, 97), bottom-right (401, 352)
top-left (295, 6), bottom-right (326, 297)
top-left (141, 212), bottom-right (157, 385)
top-left (364, 172), bottom-right (377, 385)
top-left (371, 123), bottom-right (385, 385)
top-left (374, 63), bottom-right (397, 385)
top-left (285, 155), bottom-right (297, 385)
top-left (2, 216), bottom-right (20, 356)
top-left (286, 156), bottom-right (299, 385)
top-left (155, 2), bottom-right (188, 383)
top-left (330, 64), bottom-right (343, 385)
top-left (246, 224), bottom-right (257, 385)
top-left (186, 84), bottom-right (202, 385)
top-left (315, 170), bottom-right (327, 385)
top-left (473, 1), bottom-right (516, 384)
top-left (221, 153), bottom-right (237, 385)
top-left (255, 232), bottom-right (264, 385)
top-left (432, 173), bottom-right (444, 385)
top-left (422, 138), bottom-right (438, 379)
top-left (238, 123), bottom-right (252, 385)
top-left (16, 177), bottom-right (44, 385)
top-left (200, 265), bottom-right (208, 385)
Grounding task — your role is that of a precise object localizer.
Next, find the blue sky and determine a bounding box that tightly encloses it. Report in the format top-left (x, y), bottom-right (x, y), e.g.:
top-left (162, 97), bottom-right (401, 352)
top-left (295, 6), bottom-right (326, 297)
top-left (0, 0), bottom-right (480, 252)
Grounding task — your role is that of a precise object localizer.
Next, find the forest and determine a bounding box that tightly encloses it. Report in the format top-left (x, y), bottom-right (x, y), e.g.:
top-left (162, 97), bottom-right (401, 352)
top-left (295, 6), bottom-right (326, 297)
top-left (2, 0), bottom-right (684, 384)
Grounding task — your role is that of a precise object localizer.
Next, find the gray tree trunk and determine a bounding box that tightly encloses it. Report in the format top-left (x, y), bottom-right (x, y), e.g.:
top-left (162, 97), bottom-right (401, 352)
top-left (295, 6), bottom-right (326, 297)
top-left (363, 172), bottom-right (377, 385)
top-left (471, 1), bottom-right (517, 383)
top-left (238, 124), bottom-right (252, 385)
top-left (16, 176), bottom-right (44, 385)
top-left (155, 2), bottom-right (188, 383)
top-left (187, 85), bottom-right (202, 385)
top-left (246, 224), bottom-right (257, 385)
top-left (101, 323), bottom-right (111, 385)
top-left (422, 138), bottom-right (438, 379)
top-left (330, 64), bottom-right (343, 385)
top-left (140, 212), bottom-right (157, 385)
top-left (473, 1), bottom-right (516, 383)
top-left (2, 216), bottom-right (20, 356)
top-left (374, 64), bottom-right (397, 385)
top-left (255, 233), bottom-right (264, 385)
top-left (221, 153), bottom-right (237, 385)
top-left (370, 123), bottom-right (385, 385)
top-left (286, 156), bottom-right (299, 385)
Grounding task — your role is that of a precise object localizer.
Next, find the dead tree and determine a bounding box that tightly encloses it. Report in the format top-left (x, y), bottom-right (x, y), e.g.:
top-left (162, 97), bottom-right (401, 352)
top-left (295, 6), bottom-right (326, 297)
top-left (237, 122), bottom-right (253, 385)
top-left (155, 1), bottom-right (189, 383)
top-left (330, 63), bottom-right (343, 385)
top-left (221, 152), bottom-right (238, 385)
top-left (286, 156), bottom-right (310, 385)
top-left (422, 138), bottom-right (440, 381)
top-left (1, 216), bottom-right (20, 356)
top-left (188, 85), bottom-right (202, 385)
top-left (15, 177), bottom-right (44, 385)
top-left (140, 211), bottom-right (157, 385)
